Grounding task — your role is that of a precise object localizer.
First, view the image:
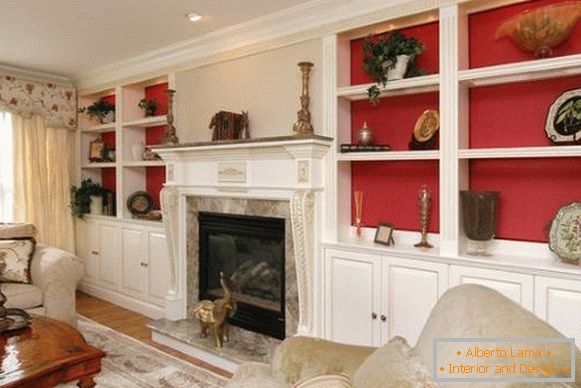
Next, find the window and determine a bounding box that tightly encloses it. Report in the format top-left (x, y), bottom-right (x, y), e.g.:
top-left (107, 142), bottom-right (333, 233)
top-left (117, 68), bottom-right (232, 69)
top-left (0, 111), bottom-right (13, 222)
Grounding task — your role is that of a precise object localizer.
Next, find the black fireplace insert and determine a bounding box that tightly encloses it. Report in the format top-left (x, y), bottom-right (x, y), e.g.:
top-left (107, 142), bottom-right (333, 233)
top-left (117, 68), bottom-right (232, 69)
top-left (198, 212), bottom-right (285, 339)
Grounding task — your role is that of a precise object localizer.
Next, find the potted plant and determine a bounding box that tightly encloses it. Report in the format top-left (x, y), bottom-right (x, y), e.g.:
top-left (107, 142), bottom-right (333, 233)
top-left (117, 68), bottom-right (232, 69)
top-left (70, 179), bottom-right (108, 219)
top-left (78, 98), bottom-right (115, 124)
top-left (362, 31), bottom-right (426, 104)
top-left (138, 98), bottom-right (159, 117)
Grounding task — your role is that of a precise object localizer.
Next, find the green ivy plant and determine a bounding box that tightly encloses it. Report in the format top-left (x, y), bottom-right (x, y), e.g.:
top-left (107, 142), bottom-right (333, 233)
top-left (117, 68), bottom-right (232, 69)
top-left (70, 179), bottom-right (108, 219)
top-left (362, 31), bottom-right (427, 104)
top-left (138, 98), bottom-right (159, 117)
top-left (78, 98), bottom-right (115, 122)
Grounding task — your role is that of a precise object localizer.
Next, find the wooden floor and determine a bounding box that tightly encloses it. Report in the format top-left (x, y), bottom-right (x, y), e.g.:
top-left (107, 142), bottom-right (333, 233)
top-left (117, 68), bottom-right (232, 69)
top-left (75, 291), bottom-right (232, 378)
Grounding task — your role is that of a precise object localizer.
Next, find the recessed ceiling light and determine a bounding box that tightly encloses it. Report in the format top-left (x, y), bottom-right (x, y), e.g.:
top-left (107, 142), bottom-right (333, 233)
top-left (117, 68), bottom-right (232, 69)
top-left (187, 12), bottom-right (202, 22)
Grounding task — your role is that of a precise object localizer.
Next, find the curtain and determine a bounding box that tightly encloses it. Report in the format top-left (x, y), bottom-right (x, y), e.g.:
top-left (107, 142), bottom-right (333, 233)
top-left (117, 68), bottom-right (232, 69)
top-left (12, 115), bottom-right (75, 252)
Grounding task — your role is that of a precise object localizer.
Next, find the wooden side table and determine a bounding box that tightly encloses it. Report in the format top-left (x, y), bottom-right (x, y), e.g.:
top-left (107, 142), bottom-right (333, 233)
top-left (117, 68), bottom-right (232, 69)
top-left (0, 316), bottom-right (105, 387)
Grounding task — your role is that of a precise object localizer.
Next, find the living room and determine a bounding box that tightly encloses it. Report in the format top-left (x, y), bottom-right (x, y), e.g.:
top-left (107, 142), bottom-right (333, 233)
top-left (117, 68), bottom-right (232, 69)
top-left (0, 0), bottom-right (580, 387)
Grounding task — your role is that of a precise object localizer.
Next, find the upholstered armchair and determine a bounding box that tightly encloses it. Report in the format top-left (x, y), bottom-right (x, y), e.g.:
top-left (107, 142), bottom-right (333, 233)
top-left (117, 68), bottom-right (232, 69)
top-left (227, 284), bottom-right (581, 388)
top-left (1, 244), bottom-right (85, 326)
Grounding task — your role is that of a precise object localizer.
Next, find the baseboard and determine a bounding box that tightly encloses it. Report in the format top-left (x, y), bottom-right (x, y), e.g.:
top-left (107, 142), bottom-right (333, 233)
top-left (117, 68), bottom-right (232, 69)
top-left (151, 331), bottom-right (240, 373)
top-left (80, 282), bottom-right (164, 319)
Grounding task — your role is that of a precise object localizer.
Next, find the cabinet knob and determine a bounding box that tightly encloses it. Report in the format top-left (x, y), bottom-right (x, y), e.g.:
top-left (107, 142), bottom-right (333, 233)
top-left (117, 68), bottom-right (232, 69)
top-left (91, 250), bottom-right (99, 255)
top-left (380, 314), bottom-right (387, 322)
top-left (371, 312), bottom-right (377, 320)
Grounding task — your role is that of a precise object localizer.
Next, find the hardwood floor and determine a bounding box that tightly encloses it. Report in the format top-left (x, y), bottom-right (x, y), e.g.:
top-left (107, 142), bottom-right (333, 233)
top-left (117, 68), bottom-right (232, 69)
top-left (75, 291), bottom-right (233, 378)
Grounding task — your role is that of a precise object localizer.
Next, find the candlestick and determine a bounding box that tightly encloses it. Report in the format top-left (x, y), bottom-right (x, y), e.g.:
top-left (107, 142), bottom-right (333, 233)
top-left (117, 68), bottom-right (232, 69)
top-left (354, 191), bottom-right (364, 238)
top-left (414, 185), bottom-right (433, 248)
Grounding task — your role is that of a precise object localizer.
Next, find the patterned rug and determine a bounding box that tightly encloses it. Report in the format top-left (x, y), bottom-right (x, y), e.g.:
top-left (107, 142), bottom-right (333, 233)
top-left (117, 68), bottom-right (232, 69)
top-left (60, 317), bottom-right (228, 388)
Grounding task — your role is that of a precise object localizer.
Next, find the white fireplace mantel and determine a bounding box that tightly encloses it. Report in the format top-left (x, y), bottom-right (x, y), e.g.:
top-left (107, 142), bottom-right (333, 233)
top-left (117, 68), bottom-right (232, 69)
top-left (153, 135), bottom-right (332, 337)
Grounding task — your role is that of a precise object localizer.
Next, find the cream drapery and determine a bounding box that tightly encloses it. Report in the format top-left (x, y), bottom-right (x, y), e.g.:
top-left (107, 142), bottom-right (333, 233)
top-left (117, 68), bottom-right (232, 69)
top-left (12, 115), bottom-right (75, 252)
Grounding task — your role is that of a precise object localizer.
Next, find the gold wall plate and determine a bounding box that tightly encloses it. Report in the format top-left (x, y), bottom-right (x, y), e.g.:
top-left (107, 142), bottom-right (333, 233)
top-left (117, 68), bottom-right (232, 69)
top-left (413, 109), bottom-right (440, 143)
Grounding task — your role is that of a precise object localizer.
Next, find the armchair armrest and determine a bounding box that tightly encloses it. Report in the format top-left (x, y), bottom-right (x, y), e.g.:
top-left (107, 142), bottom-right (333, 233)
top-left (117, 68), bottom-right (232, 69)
top-left (30, 244), bottom-right (85, 325)
top-left (271, 336), bottom-right (375, 385)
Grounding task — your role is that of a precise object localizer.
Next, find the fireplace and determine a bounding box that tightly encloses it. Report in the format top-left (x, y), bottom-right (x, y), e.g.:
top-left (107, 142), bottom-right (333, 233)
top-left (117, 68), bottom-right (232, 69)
top-left (198, 212), bottom-right (286, 339)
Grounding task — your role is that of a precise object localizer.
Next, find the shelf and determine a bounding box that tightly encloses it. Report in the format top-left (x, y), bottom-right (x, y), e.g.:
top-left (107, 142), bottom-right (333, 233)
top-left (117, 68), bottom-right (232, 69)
top-left (459, 54), bottom-right (581, 87)
top-left (81, 162), bottom-right (116, 168)
top-left (123, 115), bottom-right (167, 128)
top-left (337, 150), bottom-right (439, 161)
top-left (458, 146), bottom-right (581, 159)
top-left (81, 122), bottom-right (116, 133)
top-left (337, 74), bottom-right (439, 101)
top-left (123, 160), bottom-right (165, 167)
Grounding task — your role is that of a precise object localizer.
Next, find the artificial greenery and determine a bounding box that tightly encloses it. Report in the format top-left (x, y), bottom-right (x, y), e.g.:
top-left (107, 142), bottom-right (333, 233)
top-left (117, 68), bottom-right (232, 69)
top-left (362, 31), bottom-right (426, 104)
top-left (78, 98), bottom-right (115, 122)
top-left (70, 179), bottom-right (108, 219)
top-left (138, 98), bottom-right (159, 117)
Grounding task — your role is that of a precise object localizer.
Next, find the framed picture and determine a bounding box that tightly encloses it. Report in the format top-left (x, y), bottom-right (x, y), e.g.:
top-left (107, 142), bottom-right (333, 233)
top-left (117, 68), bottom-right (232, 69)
top-left (89, 138), bottom-right (104, 162)
top-left (374, 223), bottom-right (395, 246)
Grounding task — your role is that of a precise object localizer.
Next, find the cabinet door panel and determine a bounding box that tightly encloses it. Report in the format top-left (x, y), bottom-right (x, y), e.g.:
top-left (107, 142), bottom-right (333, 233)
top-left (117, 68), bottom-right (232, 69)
top-left (121, 227), bottom-right (147, 298)
top-left (99, 225), bottom-right (120, 289)
top-left (449, 266), bottom-right (534, 311)
top-left (77, 221), bottom-right (99, 283)
top-left (385, 258), bottom-right (448, 346)
top-left (535, 277), bottom-right (581, 349)
top-left (325, 249), bottom-right (381, 346)
top-left (148, 231), bottom-right (170, 304)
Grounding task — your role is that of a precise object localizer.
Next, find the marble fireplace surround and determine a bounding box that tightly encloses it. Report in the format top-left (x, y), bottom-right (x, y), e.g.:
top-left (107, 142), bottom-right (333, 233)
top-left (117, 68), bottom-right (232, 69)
top-left (151, 136), bottom-right (332, 370)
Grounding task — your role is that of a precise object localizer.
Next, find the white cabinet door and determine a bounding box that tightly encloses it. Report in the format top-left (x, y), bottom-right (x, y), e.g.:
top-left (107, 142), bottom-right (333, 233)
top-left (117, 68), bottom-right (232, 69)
top-left (98, 224), bottom-right (121, 289)
top-left (147, 231), bottom-right (170, 305)
top-left (325, 249), bottom-right (381, 346)
top-left (121, 227), bottom-right (147, 298)
top-left (449, 265), bottom-right (534, 311)
top-left (535, 276), bottom-right (581, 349)
top-left (77, 221), bottom-right (99, 284)
top-left (383, 257), bottom-right (448, 346)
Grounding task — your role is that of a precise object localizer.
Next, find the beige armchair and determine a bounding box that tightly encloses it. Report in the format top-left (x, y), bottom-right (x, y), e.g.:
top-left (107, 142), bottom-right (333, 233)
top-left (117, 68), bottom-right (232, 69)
top-left (1, 244), bottom-right (84, 326)
top-left (227, 284), bottom-right (581, 388)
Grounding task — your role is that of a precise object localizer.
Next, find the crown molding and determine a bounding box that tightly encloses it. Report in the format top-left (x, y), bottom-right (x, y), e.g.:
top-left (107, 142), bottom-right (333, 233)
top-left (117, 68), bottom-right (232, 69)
top-left (0, 63), bottom-right (74, 87)
top-left (76, 0), bottom-right (455, 91)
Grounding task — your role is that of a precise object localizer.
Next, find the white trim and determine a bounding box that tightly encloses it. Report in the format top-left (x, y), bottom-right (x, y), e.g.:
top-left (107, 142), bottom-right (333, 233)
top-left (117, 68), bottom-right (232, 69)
top-left (80, 282), bottom-right (164, 319)
top-left (0, 63), bottom-right (73, 87)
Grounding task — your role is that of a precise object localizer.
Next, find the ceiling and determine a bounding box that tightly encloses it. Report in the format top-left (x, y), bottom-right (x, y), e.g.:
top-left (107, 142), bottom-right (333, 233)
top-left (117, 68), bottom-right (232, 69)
top-left (0, 0), bottom-right (315, 80)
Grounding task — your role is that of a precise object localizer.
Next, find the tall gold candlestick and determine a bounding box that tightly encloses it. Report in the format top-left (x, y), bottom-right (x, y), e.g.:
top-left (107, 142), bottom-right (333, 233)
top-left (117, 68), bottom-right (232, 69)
top-left (163, 89), bottom-right (180, 145)
top-left (414, 185), bottom-right (433, 248)
top-left (293, 62), bottom-right (314, 135)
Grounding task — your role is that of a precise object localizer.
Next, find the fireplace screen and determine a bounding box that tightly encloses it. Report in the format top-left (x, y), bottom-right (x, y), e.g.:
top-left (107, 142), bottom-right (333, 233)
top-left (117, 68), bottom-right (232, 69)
top-left (198, 212), bottom-right (285, 339)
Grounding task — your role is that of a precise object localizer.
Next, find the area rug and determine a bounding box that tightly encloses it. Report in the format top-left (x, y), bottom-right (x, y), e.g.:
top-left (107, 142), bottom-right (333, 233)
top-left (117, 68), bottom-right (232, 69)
top-left (60, 317), bottom-right (228, 388)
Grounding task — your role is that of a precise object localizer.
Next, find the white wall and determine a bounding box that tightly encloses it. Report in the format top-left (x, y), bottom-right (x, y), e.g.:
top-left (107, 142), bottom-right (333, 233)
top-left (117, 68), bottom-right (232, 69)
top-left (175, 38), bottom-right (323, 143)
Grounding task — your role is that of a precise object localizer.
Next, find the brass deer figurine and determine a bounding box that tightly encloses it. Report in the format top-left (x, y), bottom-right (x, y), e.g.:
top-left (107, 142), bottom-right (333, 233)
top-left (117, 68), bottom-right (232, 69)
top-left (193, 272), bottom-right (236, 348)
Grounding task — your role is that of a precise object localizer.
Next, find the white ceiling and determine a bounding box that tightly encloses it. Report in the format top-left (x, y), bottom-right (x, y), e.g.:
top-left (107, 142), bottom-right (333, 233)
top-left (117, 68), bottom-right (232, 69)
top-left (0, 0), bottom-right (315, 80)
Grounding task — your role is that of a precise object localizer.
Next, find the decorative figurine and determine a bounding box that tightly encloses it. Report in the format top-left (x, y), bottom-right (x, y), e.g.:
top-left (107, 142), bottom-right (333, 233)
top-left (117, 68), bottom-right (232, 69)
top-left (209, 111), bottom-right (248, 141)
top-left (354, 191), bottom-right (364, 239)
top-left (293, 61), bottom-right (315, 135)
top-left (193, 272), bottom-right (236, 348)
top-left (358, 122), bottom-right (374, 146)
top-left (414, 185), bottom-right (433, 248)
top-left (163, 89), bottom-right (179, 145)
top-left (240, 111), bottom-right (250, 139)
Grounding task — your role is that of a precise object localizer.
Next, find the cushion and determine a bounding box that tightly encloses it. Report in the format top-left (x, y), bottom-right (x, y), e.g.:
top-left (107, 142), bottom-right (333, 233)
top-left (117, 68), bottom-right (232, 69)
top-left (353, 336), bottom-right (433, 388)
top-left (293, 374), bottom-right (353, 388)
top-left (0, 239), bottom-right (36, 283)
top-left (0, 223), bottom-right (36, 239)
top-left (1, 283), bottom-right (43, 309)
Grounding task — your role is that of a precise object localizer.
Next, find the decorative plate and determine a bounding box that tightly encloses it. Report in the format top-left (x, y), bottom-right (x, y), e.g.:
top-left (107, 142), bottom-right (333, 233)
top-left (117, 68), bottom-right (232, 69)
top-left (546, 89), bottom-right (581, 145)
top-left (413, 110), bottom-right (440, 143)
top-left (126, 191), bottom-right (154, 215)
top-left (549, 202), bottom-right (581, 264)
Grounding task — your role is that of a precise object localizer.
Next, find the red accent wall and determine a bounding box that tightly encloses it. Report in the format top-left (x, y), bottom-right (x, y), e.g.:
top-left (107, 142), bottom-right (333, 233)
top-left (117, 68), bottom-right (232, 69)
top-left (351, 160), bottom-right (440, 232)
top-left (101, 94), bottom-right (116, 108)
top-left (350, 22), bottom-right (440, 85)
top-left (469, 0), bottom-right (581, 69)
top-left (470, 158), bottom-right (581, 242)
top-left (146, 167), bottom-right (166, 210)
top-left (145, 83), bottom-right (168, 146)
top-left (470, 75), bottom-right (581, 148)
top-left (101, 131), bottom-right (116, 149)
top-left (352, 92), bottom-right (439, 150)
top-left (101, 168), bottom-right (116, 193)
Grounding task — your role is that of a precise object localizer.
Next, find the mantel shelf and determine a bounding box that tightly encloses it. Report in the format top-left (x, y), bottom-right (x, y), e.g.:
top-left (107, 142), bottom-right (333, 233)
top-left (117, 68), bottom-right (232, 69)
top-left (459, 146), bottom-right (581, 159)
top-left (336, 150), bottom-right (439, 161)
top-left (123, 115), bottom-right (167, 128)
top-left (336, 74), bottom-right (439, 101)
top-left (459, 54), bottom-right (581, 87)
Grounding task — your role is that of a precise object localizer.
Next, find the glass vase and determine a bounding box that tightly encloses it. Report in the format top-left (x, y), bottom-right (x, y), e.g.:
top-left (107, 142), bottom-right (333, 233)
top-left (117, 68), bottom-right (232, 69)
top-left (460, 191), bottom-right (499, 256)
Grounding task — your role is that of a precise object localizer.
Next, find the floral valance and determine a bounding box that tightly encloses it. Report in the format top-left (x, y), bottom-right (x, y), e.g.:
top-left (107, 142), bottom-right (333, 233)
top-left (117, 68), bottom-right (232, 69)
top-left (0, 74), bottom-right (76, 130)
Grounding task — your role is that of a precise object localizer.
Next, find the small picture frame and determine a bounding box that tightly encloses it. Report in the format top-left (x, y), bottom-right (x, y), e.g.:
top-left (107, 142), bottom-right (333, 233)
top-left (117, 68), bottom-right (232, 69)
top-left (89, 138), bottom-right (105, 162)
top-left (374, 223), bottom-right (395, 246)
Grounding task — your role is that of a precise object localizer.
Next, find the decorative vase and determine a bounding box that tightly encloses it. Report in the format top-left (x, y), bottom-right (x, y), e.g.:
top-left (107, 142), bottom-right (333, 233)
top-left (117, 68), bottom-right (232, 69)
top-left (383, 55), bottom-right (410, 81)
top-left (460, 191), bottom-right (499, 256)
top-left (358, 122), bottom-right (373, 145)
top-left (100, 111), bottom-right (115, 124)
top-left (132, 143), bottom-right (145, 161)
top-left (89, 195), bottom-right (103, 215)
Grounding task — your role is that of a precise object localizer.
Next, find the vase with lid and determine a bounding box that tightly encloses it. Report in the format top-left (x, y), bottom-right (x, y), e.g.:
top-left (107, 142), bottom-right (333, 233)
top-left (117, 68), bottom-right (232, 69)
top-left (461, 191), bottom-right (499, 256)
